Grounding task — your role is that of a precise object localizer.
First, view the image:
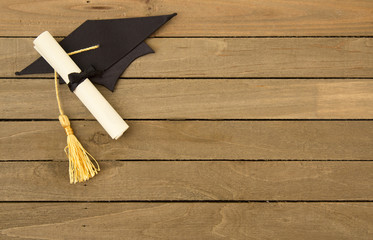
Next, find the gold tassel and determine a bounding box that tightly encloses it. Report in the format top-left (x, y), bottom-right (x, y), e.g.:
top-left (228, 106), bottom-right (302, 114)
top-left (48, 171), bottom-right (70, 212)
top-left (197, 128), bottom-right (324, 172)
top-left (54, 45), bottom-right (100, 184)
top-left (59, 115), bottom-right (100, 184)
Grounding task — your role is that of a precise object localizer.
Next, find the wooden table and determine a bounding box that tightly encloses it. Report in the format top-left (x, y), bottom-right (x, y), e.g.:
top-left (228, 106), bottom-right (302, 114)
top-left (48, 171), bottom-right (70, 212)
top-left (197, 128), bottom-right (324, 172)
top-left (1, 0), bottom-right (372, 239)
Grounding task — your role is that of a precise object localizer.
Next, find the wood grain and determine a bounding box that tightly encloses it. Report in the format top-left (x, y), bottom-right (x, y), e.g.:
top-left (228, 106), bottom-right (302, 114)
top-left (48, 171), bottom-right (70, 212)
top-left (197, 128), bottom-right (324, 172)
top-left (3, 38), bottom-right (373, 78)
top-left (1, 121), bottom-right (372, 160)
top-left (1, 0), bottom-right (373, 36)
top-left (2, 78), bottom-right (373, 119)
top-left (1, 0), bottom-right (372, 238)
top-left (1, 203), bottom-right (372, 239)
top-left (1, 161), bottom-right (372, 201)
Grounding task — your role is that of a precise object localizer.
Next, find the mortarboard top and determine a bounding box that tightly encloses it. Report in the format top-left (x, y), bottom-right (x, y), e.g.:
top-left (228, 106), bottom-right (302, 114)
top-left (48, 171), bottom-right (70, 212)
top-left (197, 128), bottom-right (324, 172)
top-left (16, 13), bottom-right (177, 91)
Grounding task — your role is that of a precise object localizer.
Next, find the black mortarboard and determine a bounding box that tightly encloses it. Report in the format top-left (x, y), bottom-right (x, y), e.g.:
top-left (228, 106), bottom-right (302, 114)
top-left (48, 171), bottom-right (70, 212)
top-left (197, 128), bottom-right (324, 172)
top-left (16, 13), bottom-right (177, 91)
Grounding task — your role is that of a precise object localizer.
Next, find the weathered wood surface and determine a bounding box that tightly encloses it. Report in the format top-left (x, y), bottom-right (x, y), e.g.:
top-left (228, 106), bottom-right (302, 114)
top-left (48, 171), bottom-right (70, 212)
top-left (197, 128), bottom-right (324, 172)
top-left (1, 0), bottom-right (373, 37)
top-left (1, 203), bottom-right (372, 240)
top-left (1, 0), bottom-right (373, 238)
top-left (2, 78), bottom-right (373, 119)
top-left (1, 121), bottom-right (372, 160)
top-left (3, 38), bottom-right (373, 78)
top-left (1, 161), bottom-right (372, 201)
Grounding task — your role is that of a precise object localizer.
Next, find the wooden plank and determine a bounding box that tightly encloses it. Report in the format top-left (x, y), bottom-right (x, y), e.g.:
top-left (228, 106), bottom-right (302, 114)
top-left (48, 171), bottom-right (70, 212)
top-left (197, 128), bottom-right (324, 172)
top-left (1, 121), bottom-right (372, 160)
top-left (2, 78), bottom-right (373, 119)
top-left (1, 161), bottom-right (372, 201)
top-left (3, 38), bottom-right (373, 78)
top-left (0, 203), bottom-right (372, 239)
top-left (1, 0), bottom-right (373, 36)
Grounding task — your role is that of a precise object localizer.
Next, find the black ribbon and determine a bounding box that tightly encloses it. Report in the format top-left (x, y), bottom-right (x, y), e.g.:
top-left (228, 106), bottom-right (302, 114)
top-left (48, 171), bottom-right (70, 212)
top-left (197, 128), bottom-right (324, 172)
top-left (68, 65), bottom-right (103, 92)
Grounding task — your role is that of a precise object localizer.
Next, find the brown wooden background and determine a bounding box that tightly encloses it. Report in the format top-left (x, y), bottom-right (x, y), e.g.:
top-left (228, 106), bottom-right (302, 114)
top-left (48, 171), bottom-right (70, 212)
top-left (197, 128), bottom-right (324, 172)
top-left (1, 0), bottom-right (373, 239)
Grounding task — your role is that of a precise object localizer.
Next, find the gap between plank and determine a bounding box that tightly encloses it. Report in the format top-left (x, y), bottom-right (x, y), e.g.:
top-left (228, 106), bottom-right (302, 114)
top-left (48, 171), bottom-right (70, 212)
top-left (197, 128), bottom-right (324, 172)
top-left (1, 119), bottom-right (373, 122)
top-left (1, 36), bottom-right (373, 39)
top-left (2, 77), bottom-right (373, 80)
top-left (1, 159), bottom-right (372, 162)
top-left (0, 200), bottom-right (372, 203)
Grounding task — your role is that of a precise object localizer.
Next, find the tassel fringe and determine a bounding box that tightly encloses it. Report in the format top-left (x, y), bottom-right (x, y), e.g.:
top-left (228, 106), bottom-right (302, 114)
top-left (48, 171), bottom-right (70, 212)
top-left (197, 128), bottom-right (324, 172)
top-left (59, 115), bottom-right (100, 184)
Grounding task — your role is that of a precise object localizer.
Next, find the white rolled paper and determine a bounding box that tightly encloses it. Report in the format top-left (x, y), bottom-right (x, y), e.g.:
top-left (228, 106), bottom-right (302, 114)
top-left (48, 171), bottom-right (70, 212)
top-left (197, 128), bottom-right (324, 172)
top-left (34, 31), bottom-right (128, 140)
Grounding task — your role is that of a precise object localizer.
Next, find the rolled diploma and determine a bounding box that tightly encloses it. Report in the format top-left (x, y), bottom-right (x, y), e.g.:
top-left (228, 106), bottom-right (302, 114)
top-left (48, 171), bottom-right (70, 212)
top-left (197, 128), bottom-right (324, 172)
top-left (33, 31), bottom-right (128, 140)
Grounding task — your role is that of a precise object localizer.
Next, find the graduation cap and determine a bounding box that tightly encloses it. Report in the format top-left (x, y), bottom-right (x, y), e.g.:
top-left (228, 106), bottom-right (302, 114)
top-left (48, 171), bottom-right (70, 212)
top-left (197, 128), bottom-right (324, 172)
top-left (15, 13), bottom-right (177, 184)
top-left (16, 13), bottom-right (177, 91)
